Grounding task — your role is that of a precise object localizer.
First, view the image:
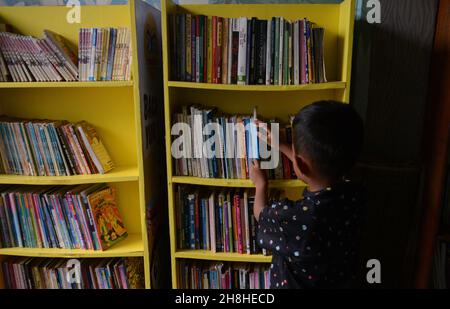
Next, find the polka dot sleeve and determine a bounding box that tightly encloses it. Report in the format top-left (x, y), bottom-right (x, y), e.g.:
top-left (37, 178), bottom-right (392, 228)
top-left (257, 199), bottom-right (315, 258)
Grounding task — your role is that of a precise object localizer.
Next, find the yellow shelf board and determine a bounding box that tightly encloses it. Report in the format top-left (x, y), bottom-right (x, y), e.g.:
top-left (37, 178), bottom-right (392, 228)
top-left (0, 166), bottom-right (139, 185)
top-left (0, 233), bottom-right (144, 258)
top-left (171, 176), bottom-right (306, 188)
top-left (175, 250), bottom-right (272, 263)
top-left (168, 81), bottom-right (346, 92)
top-left (0, 81), bottom-right (134, 89)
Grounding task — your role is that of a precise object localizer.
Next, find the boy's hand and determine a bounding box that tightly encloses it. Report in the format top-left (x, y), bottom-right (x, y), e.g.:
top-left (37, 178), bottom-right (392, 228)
top-left (250, 159), bottom-right (267, 189)
top-left (255, 120), bottom-right (273, 146)
top-left (255, 120), bottom-right (295, 162)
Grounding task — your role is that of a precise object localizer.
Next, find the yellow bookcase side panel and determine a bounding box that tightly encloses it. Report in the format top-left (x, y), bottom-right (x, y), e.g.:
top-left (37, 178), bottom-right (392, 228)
top-left (162, 0), bottom-right (179, 288)
top-left (128, 0), bottom-right (151, 289)
top-left (338, 0), bottom-right (356, 102)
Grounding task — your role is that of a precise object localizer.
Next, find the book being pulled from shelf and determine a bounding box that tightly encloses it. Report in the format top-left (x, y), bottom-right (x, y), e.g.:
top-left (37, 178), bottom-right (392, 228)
top-left (0, 30), bottom-right (78, 82)
top-left (172, 105), bottom-right (295, 180)
top-left (0, 184), bottom-right (127, 251)
top-left (78, 28), bottom-right (132, 81)
top-left (179, 260), bottom-right (270, 289)
top-left (1, 256), bottom-right (143, 289)
top-left (0, 116), bottom-right (114, 176)
top-left (176, 185), bottom-right (283, 256)
top-left (169, 14), bottom-right (326, 85)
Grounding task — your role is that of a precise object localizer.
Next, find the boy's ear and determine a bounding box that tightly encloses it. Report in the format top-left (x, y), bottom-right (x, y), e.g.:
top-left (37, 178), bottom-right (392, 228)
top-left (293, 154), bottom-right (310, 180)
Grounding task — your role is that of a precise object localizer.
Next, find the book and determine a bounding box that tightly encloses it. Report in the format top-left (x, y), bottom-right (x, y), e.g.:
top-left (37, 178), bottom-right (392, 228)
top-left (237, 17), bottom-right (247, 85)
top-left (76, 121), bottom-right (114, 174)
top-left (87, 186), bottom-right (127, 250)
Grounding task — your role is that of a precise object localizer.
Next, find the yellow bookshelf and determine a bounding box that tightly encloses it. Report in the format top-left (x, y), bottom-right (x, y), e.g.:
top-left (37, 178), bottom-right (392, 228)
top-left (0, 0), bottom-right (160, 289)
top-left (162, 0), bottom-right (355, 288)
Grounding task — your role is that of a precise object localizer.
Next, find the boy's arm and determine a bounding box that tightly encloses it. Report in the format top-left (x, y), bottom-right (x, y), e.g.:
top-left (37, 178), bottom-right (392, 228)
top-left (249, 160), bottom-right (268, 221)
top-left (257, 120), bottom-right (295, 163)
top-left (279, 142), bottom-right (295, 163)
top-left (254, 183), bottom-right (268, 221)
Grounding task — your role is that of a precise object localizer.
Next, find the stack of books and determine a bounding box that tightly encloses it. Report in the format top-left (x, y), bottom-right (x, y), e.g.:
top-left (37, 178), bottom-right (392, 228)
top-left (0, 30), bottom-right (78, 82)
top-left (179, 260), bottom-right (270, 289)
top-left (0, 117), bottom-right (114, 176)
top-left (78, 28), bottom-right (132, 81)
top-left (169, 14), bottom-right (327, 85)
top-left (1, 257), bottom-right (143, 289)
top-left (172, 105), bottom-right (295, 179)
top-left (176, 187), bottom-right (261, 255)
top-left (0, 184), bottom-right (127, 251)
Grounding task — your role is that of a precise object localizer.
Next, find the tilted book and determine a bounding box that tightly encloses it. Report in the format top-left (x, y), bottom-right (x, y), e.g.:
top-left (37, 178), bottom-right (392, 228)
top-left (87, 186), bottom-right (127, 250)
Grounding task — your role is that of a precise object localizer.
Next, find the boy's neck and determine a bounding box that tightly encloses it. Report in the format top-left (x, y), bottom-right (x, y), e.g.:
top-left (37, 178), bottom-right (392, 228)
top-left (306, 177), bottom-right (337, 193)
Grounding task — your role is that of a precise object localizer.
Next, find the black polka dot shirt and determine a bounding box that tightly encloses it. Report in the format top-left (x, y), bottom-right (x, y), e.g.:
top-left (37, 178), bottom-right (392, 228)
top-left (257, 180), bottom-right (365, 289)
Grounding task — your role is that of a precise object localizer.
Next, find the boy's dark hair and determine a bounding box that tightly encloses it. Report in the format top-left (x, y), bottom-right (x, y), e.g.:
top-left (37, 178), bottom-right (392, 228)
top-left (292, 100), bottom-right (364, 180)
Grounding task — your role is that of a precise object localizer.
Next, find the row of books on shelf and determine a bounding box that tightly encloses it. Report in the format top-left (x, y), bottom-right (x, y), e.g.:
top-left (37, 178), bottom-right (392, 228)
top-left (173, 105), bottom-right (296, 179)
top-left (179, 260), bottom-right (270, 289)
top-left (2, 257), bottom-right (143, 289)
top-left (176, 186), bottom-right (282, 255)
top-left (0, 30), bottom-right (78, 82)
top-left (0, 116), bottom-right (114, 176)
top-left (0, 184), bottom-right (127, 251)
top-left (169, 14), bottom-right (327, 85)
top-left (78, 28), bottom-right (132, 82)
top-left (0, 27), bottom-right (131, 82)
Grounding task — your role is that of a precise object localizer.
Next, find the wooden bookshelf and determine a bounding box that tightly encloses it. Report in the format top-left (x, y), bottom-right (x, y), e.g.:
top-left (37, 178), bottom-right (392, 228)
top-left (175, 250), bottom-right (272, 263)
top-left (0, 166), bottom-right (139, 185)
top-left (162, 0), bottom-right (355, 288)
top-left (0, 233), bottom-right (144, 258)
top-left (0, 81), bottom-right (134, 89)
top-left (168, 81), bottom-right (347, 92)
top-left (171, 176), bottom-right (305, 188)
top-left (0, 1), bottom-right (159, 289)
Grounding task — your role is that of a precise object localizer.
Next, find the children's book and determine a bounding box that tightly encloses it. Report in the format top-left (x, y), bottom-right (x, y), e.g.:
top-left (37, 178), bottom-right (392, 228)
top-left (87, 186), bottom-right (127, 250)
top-left (76, 121), bottom-right (114, 174)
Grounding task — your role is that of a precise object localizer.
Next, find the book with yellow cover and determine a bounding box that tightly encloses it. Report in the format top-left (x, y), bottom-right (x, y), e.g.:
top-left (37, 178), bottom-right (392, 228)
top-left (76, 121), bottom-right (114, 174)
top-left (87, 186), bottom-right (127, 250)
top-left (125, 257), bottom-right (145, 289)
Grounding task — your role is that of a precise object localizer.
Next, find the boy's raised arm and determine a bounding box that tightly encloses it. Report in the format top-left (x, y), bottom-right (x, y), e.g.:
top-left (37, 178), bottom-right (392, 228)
top-left (249, 159), bottom-right (268, 221)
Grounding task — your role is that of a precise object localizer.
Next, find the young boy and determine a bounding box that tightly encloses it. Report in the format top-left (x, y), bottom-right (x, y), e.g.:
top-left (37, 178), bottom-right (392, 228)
top-left (250, 100), bottom-right (365, 289)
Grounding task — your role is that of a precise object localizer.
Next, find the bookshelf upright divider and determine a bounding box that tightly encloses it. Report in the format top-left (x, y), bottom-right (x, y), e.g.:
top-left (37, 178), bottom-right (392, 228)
top-left (0, 0), bottom-right (159, 289)
top-left (162, 0), bottom-right (356, 288)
